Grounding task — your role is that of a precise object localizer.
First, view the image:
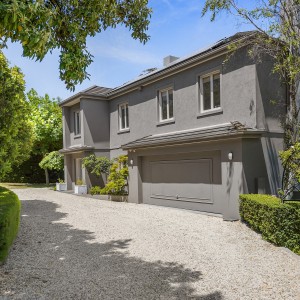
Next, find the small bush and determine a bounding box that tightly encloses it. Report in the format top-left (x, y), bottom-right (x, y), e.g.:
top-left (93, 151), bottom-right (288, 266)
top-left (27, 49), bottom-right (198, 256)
top-left (0, 187), bottom-right (21, 263)
top-left (100, 155), bottom-right (128, 195)
top-left (239, 194), bottom-right (300, 255)
top-left (90, 186), bottom-right (102, 195)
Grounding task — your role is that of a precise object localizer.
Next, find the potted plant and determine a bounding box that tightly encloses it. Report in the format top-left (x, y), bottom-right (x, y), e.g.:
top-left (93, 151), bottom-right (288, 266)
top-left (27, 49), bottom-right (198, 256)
top-left (56, 178), bottom-right (67, 191)
top-left (100, 155), bottom-right (128, 202)
top-left (74, 179), bottom-right (87, 195)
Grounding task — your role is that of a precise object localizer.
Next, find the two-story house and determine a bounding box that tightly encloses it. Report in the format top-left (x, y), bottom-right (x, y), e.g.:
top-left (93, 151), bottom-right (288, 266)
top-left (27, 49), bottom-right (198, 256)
top-left (59, 31), bottom-right (286, 220)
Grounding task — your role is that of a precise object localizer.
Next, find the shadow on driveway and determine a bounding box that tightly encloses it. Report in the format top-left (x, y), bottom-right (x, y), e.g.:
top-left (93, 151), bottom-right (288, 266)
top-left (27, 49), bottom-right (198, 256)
top-left (0, 199), bottom-right (223, 299)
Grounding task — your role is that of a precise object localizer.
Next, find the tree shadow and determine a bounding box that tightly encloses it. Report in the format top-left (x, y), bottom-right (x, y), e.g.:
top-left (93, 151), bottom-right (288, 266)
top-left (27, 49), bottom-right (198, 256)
top-left (0, 200), bottom-right (223, 300)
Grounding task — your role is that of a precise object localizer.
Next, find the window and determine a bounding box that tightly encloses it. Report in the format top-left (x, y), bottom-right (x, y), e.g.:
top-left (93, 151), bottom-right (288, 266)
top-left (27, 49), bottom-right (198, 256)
top-left (200, 72), bottom-right (221, 112)
top-left (74, 111), bottom-right (81, 136)
top-left (159, 88), bottom-right (174, 121)
top-left (119, 103), bottom-right (129, 130)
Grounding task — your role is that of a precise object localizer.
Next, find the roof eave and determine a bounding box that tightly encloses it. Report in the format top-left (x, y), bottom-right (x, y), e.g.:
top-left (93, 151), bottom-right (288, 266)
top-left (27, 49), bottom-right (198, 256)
top-left (122, 130), bottom-right (264, 150)
top-left (59, 92), bottom-right (108, 107)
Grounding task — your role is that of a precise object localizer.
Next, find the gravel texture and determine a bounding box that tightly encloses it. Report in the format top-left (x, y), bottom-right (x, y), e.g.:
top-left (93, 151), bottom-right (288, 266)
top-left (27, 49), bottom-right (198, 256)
top-left (0, 188), bottom-right (299, 300)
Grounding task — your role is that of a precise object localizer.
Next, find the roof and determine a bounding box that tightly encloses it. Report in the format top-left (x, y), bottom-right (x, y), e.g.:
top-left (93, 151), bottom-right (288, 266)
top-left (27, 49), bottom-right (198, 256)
top-left (59, 85), bottom-right (112, 107)
top-left (107, 31), bottom-right (257, 97)
top-left (60, 31), bottom-right (257, 106)
top-left (122, 122), bottom-right (263, 150)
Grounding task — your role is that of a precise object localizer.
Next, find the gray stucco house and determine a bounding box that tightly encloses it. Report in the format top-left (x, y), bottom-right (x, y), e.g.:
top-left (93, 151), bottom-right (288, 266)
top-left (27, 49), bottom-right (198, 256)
top-left (59, 31), bottom-right (286, 220)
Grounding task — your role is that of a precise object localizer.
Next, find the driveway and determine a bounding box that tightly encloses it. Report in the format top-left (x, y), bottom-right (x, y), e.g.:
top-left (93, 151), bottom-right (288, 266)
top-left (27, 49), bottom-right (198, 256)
top-left (0, 189), bottom-right (299, 300)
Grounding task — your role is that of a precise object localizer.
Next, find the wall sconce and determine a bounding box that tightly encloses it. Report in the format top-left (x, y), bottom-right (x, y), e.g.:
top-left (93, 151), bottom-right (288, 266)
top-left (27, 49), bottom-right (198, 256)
top-left (130, 159), bottom-right (134, 166)
top-left (228, 152), bottom-right (233, 161)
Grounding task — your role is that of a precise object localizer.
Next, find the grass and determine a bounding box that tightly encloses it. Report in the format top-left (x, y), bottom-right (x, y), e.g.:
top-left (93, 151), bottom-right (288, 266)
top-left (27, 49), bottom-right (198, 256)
top-left (0, 183), bottom-right (55, 190)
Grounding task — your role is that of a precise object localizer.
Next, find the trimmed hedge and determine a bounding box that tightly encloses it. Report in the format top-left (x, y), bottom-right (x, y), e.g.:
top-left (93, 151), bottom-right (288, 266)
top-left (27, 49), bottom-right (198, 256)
top-left (0, 186), bottom-right (21, 262)
top-left (239, 194), bottom-right (300, 255)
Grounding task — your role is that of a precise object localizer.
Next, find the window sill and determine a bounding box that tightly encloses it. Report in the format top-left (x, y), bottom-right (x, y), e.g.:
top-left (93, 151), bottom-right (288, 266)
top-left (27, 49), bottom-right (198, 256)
top-left (118, 128), bottom-right (130, 134)
top-left (74, 135), bottom-right (81, 139)
top-left (157, 119), bottom-right (175, 127)
top-left (197, 108), bottom-right (223, 118)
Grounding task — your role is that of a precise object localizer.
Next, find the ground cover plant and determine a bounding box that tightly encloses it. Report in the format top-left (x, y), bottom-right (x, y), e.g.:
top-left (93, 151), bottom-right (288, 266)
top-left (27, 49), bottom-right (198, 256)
top-left (0, 187), bottom-right (21, 263)
top-left (239, 194), bottom-right (300, 255)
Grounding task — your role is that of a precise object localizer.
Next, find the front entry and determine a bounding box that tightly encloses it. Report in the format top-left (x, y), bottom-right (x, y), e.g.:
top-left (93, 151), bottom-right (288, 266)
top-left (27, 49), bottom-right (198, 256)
top-left (74, 158), bottom-right (82, 183)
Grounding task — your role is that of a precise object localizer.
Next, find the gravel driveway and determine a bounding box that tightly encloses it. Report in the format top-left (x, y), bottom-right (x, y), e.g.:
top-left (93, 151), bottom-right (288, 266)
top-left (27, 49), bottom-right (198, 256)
top-left (0, 189), bottom-right (299, 300)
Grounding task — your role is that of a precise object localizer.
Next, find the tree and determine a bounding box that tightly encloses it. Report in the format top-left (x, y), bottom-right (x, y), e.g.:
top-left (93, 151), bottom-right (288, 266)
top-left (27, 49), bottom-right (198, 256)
top-left (0, 0), bottom-right (151, 90)
top-left (202, 0), bottom-right (300, 199)
top-left (39, 151), bottom-right (64, 183)
top-left (0, 51), bottom-right (33, 177)
top-left (82, 154), bottom-right (112, 176)
top-left (27, 89), bottom-right (63, 184)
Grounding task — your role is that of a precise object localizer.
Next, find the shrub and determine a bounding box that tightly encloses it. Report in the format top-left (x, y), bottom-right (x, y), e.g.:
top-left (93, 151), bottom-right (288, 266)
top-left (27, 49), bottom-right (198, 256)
top-left (75, 179), bottom-right (84, 185)
top-left (82, 155), bottom-right (112, 176)
top-left (90, 186), bottom-right (102, 195)
top-left (239, 194), bottom-right (300, 255)
top-left (0, 187), bottom-right (21, 263)
top-left (100, 155), bottom-right (128, 195)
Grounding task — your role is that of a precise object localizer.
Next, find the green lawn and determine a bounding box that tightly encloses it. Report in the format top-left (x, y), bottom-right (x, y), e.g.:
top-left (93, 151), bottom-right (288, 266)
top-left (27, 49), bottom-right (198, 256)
top-left (0, 183), bottom-right (55, 190)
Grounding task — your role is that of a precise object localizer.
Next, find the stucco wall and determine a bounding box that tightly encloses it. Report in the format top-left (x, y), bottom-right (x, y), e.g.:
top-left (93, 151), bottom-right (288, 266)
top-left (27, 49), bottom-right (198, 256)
top-left (109, 48), bottom-right (258, 152)
top-left (128, 138), bottom-right (245, 220)
top-left (81, 98), bottom-right (110, 149)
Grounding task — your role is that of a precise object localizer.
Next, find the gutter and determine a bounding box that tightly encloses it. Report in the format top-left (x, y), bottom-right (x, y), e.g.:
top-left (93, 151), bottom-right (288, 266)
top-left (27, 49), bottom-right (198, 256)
top-left (122, 129), bottom-right (265, 150)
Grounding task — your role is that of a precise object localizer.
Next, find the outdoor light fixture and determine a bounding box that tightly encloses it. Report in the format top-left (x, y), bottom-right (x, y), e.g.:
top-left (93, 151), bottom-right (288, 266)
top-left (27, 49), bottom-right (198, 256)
top-left (228, 152), bottom-right (233, 161)
top-left (130, 159), bottom-right (134, 166)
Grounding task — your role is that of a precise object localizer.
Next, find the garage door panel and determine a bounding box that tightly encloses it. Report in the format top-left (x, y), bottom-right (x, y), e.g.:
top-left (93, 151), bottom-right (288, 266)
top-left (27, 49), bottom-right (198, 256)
top-left (149, 159), bottom-right (212, 204)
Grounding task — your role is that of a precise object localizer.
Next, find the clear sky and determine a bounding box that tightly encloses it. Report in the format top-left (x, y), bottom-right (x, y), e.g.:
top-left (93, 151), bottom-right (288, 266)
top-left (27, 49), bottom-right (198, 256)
top-left (3, 0), bottom-right (255, 100)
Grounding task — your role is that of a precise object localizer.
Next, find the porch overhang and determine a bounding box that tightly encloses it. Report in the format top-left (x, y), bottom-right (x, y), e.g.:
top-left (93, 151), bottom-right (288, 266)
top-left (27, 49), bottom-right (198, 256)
top-left (59, 145), bottom-right (94, 154)
top-left (122, 123), bottom-right (265, 150)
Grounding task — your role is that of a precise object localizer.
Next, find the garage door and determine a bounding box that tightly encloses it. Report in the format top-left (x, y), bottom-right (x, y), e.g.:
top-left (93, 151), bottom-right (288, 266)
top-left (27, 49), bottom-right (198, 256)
top-left (142, 155), bottom-right (218, 212)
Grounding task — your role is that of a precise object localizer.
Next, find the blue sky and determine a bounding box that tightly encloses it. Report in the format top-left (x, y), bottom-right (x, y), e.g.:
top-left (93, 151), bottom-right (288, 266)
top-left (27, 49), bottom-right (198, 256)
top-left (3, 0), bottom-right (255, 100)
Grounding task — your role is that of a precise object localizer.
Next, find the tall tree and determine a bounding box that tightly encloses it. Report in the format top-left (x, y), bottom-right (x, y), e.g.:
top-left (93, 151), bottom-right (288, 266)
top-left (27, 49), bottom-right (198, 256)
top-left (202, 0), bottom-right (300, 199)
top-left (0, 52), bottom-right (33, 177)
top-left (0, 0), bottom-right (151, 90)
top-left (27, 89), bottom-right (63, 184)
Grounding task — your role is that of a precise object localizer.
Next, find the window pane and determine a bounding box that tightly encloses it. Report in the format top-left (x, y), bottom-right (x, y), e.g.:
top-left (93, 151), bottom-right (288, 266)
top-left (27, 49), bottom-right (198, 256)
top-left (168, 90), bottom-right (173, 119)
top-left (161, 91), bottom-right (168, 120)
top-left (125, 105), bottom-right (129, 128)
top-left (213, 74), bottom-right (220, 108)
top-left (121, 106), bottom-right (126, 129)
top-left (203, 76), bottom-right (211, 110)
top-left (78, 113), bottom-right (80, 134)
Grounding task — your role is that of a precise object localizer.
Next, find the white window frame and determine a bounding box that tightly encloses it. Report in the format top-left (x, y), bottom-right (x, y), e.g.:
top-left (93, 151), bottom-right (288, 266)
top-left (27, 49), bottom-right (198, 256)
top-left (118, 102), bottom-right (129, 131)
top-left (200, 71), bottom-right (221, 113)
top-left (158, 87), bottom-right (174, 122)
top-left (74, 110), bottom-right (81, 136)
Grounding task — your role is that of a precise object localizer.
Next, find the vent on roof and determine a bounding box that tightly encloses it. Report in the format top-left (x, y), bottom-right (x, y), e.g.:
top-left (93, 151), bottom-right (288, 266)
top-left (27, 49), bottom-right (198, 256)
top-left (163, 55), bottom-right (179, 67)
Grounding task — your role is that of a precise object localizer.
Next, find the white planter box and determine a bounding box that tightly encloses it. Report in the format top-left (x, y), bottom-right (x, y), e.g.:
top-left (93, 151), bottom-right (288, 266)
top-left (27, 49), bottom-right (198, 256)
top-left (74, 185), bottom-right (87, 195)
top-left (56, 183), bottom-right (67, 191)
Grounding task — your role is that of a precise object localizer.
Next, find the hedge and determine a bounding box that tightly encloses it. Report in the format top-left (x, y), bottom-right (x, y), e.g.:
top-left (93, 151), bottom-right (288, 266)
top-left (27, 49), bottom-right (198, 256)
top-left (0, 186), bottom-right (21, 263)
top-left (239, 194), bottom-right (300, 255)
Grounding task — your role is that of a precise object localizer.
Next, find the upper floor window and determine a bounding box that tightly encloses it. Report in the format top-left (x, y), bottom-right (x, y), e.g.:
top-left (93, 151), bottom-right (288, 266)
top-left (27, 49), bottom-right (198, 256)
top-left (119, 102), bottom-right (129, 131)
top-left (159, 88), bottom-right (174, 121)
top-left (74, 110), bottom-right (81, 136)
top-left (200, 72), bottom-right (221, 112)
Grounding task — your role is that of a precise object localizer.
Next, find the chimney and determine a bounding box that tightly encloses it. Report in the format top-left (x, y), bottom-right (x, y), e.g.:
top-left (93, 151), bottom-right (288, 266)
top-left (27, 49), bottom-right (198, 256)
top-left (163, 55), bottom-right (179, 67)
